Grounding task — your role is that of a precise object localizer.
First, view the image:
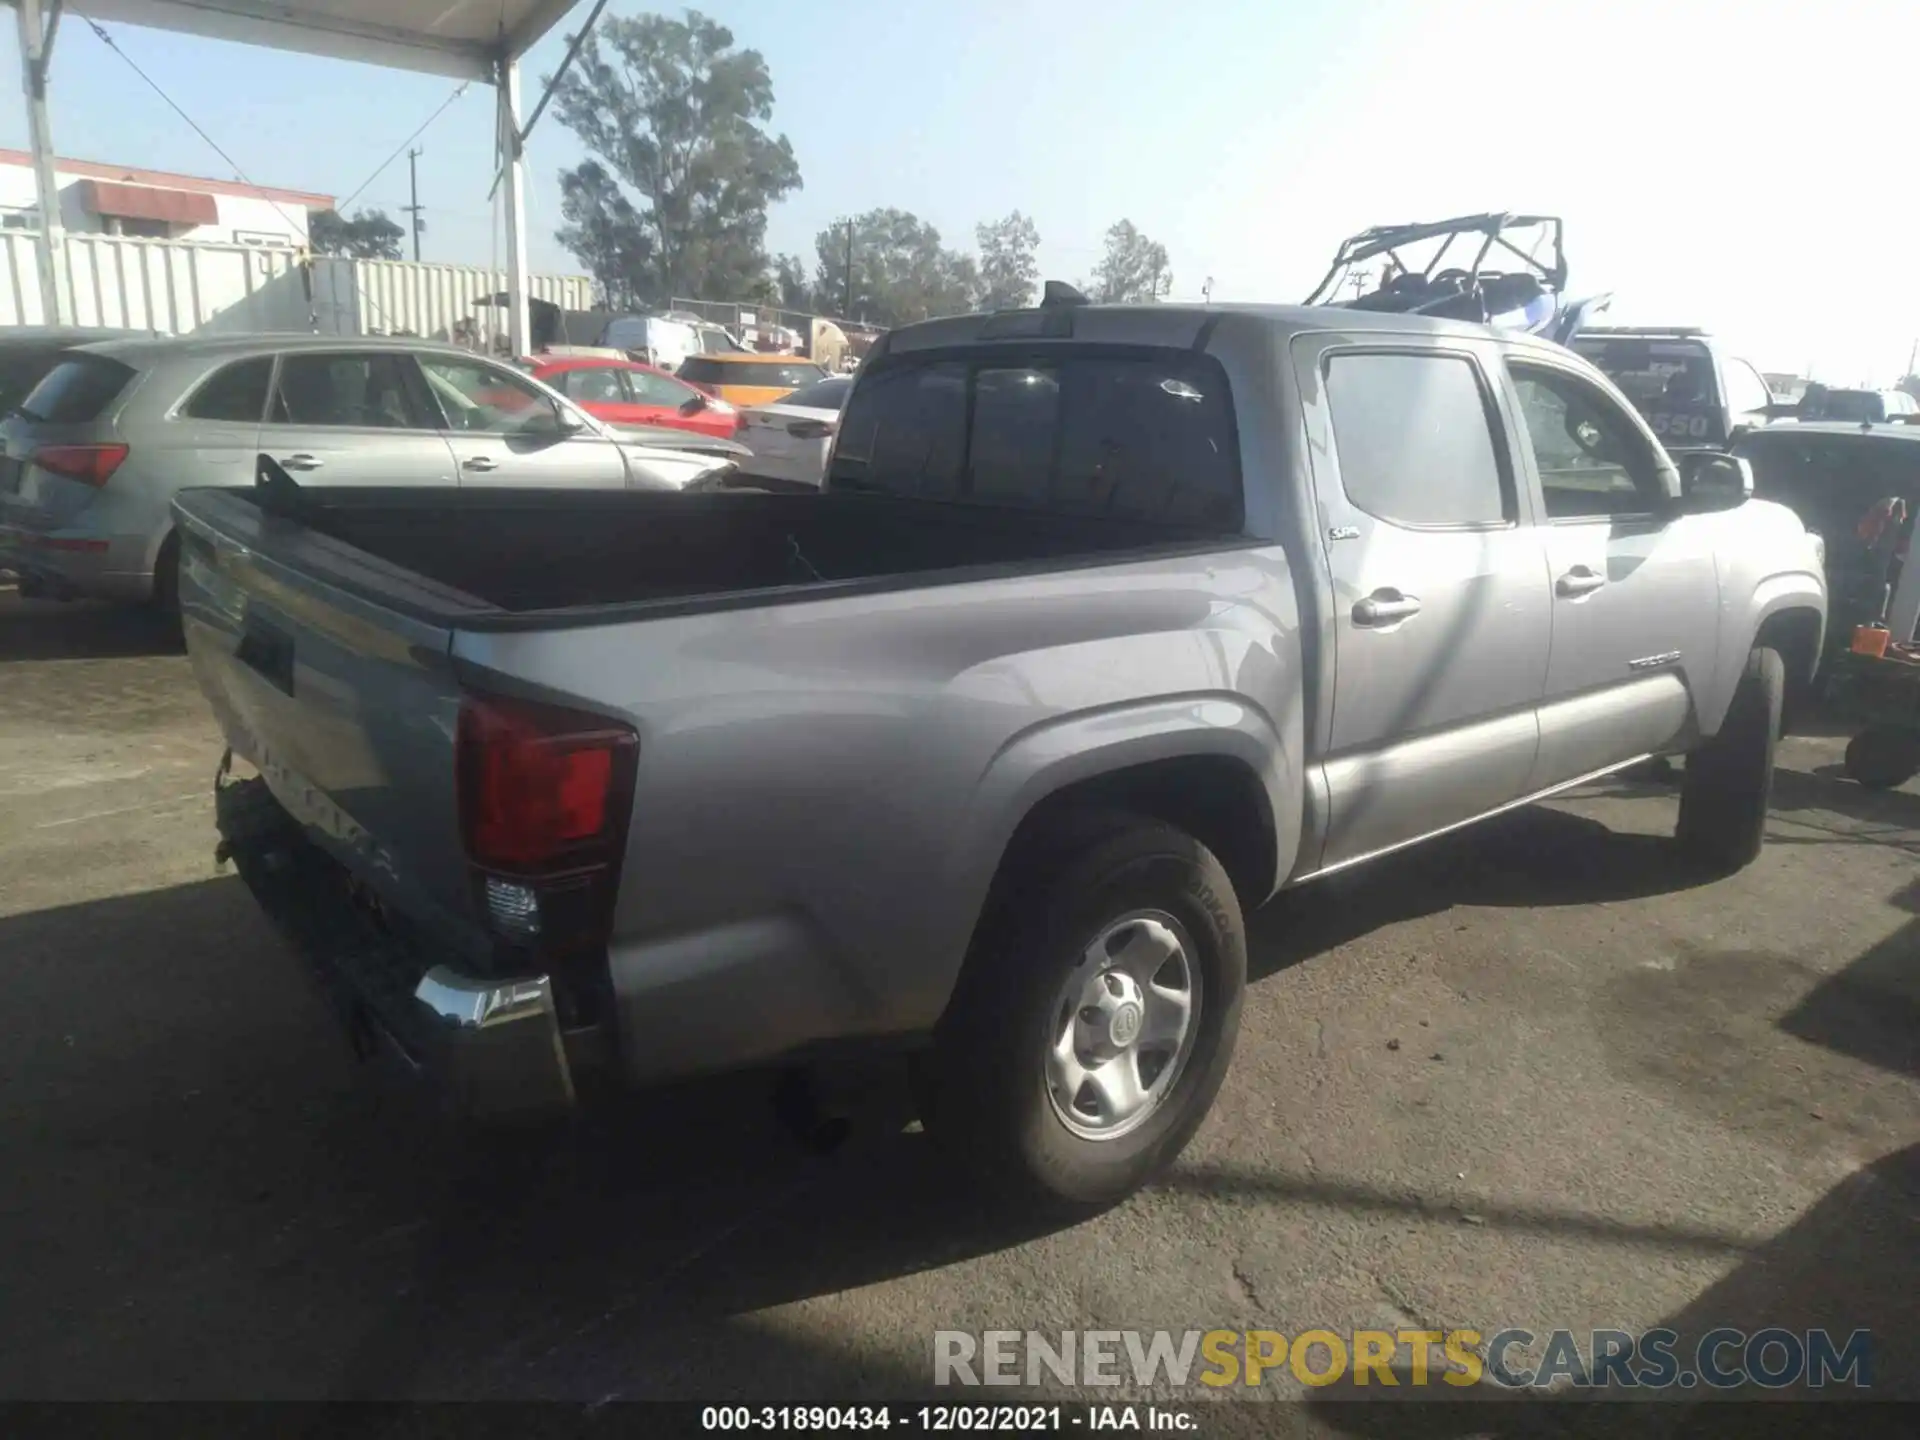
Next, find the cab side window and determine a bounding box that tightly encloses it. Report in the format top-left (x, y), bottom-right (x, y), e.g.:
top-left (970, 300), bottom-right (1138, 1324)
top-left (1324, 351), bottom-right (1511, 527)
top-left (1509, 363), bottom-right (1665, 520)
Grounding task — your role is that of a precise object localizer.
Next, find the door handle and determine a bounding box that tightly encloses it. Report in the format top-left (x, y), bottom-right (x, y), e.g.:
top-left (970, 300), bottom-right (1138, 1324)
top-left (1556, 566), bottom-right (1607, 597)
top-left (1352, 590), bottom-right (1422, 627)
top-left (280, 453), bottom-right (323, 471)
top-left (462, 456), bottom-right (499, 473)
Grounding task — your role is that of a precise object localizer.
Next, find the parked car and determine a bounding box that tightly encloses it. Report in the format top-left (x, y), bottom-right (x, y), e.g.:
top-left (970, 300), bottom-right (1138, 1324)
top-left (530, 356), bottom-right (740, 440)
top-left (0, 327), bottom-right (148, 418)
top-left (598, 314), bottom-right (700, 372)
top-left (178, 298), bottom-right (1823, 1213)
top-left (1797, 386), bottom-right (1919, 425)
top-left (676, 353), bottom-right (828, 407)
top-left (1738, 420), bottom-right (1920, 670)
top-left (735, 374), bottom-right (853, 488)
top-left (0, 334), bottom-right (739, 611)
top-left (1571, 327), bottom-right (1780, 449)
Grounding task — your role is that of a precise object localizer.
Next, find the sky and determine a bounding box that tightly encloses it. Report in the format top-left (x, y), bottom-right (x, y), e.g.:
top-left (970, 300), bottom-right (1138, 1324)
top-left (1, 0), bottom-right (1914, 384)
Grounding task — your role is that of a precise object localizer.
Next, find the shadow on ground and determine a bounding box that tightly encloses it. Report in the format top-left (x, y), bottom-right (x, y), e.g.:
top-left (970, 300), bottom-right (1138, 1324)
top-left (0, 875), bottom-right (1059, 1400)
top-left (1296, 1143), bottom-right (1920, 1435)
top-left (0, 592), bottom-right (182, 661)
top-left (1248, 805), bottom-right (1709, 981)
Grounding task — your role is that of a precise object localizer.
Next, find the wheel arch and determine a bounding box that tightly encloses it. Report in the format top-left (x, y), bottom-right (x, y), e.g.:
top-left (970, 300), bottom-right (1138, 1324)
top-left (930, 701), bottom-right (1298, 1027)
top-left (1698, 579), bottom-right (1825, 736)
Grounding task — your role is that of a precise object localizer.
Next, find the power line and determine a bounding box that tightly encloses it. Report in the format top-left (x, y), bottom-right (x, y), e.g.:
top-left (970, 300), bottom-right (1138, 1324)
top-left (334, 82), bottom-right (472, 215)
top-left (81, 18), bottom-right (310, 242)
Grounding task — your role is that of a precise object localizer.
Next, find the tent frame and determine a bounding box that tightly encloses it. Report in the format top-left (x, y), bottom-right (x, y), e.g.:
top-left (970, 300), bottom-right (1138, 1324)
top-left (11, 0), bottom-right (599, 356)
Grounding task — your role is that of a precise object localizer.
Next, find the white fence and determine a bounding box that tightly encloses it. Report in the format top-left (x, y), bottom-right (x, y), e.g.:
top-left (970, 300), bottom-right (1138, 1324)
top-left (314, 258), bottom-right (594, 341)
top-left (0, 231), bottom-right (593, 343)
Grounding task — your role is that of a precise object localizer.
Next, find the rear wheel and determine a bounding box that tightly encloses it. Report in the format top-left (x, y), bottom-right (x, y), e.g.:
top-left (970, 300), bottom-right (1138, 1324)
top-left (1843, 727), bottom-right (1920, 791)
top-left (151, 532), bottom-right (181, 613)
top-left (149, 532), bottom-right (183, 643)
top-left (916, 812), bottom-right (1246, 1215)
top-left (1676, 646), bottom-right (1783, 873)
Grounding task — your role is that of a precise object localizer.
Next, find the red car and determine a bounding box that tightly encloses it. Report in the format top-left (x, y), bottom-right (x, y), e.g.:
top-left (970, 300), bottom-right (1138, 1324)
top-left (528, 357), bottom-right (740, 439)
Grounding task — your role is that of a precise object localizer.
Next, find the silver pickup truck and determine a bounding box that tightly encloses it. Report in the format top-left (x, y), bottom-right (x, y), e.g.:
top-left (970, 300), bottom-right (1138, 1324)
top-left (175, 298), bottom-right (1826, 1213)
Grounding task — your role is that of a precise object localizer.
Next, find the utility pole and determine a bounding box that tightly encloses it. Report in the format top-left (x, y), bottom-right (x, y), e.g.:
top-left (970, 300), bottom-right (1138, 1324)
top-left (1906, 337), bottom-right (1918, 381)
top-left (404, 147), bottom-right (424, 263)
top-left (843, 219), bottom-right (855, 319)
top-left (16, 0), bottom-right (68, 324)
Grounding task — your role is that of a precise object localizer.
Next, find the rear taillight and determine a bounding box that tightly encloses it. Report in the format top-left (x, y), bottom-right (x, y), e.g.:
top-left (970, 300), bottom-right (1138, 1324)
top-left (456, 692), bottom-right (637, 962)
top-left (33, 443), bottom-right (129, 487)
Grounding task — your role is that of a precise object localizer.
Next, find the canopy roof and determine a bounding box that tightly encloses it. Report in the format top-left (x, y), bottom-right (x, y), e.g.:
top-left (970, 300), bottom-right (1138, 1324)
top-left (75, 0), bottom-right (581, 80)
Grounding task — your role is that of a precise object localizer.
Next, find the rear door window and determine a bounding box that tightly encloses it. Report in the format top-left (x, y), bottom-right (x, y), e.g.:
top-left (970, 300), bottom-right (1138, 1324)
top-left (17, 355), bottom-right (136, 423)
top-left (829, 352), bottom-right (1241, 528)
top-left (1324, 351), bottom-right (1510, 527)
top-left (185, 358), bottom-right (272, 422)
top-left (269, 353), bottom-right (434, 429)
top-left (677, 357), bottom-right (722, 386)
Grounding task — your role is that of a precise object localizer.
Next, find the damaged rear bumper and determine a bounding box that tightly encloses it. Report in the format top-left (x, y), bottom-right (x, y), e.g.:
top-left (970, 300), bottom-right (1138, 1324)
top-left (216, 775), bottom-right (575, 1122)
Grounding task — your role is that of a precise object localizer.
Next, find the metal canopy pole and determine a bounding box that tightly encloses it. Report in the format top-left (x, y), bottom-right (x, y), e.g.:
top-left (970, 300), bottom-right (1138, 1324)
top-left (16, 0), bottom-right (70, 325)
top-left (495, 55), bottom-right (529, 358)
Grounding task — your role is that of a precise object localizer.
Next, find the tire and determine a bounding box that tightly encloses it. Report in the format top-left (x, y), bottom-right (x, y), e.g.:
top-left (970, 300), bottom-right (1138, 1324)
top-left (149, 532), bottom-right (185, 645)
top-left (916, 811), bottom-right (1246, 1216)
top-left (1843, 727), bottom-right (1920, 791)
top-left (1676, 645), bottom-right (1784, 873)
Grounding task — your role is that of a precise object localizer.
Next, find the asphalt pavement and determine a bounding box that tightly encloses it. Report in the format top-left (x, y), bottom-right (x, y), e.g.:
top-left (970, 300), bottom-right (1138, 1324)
top-left (2, 590), bottom-right (1915, 1431)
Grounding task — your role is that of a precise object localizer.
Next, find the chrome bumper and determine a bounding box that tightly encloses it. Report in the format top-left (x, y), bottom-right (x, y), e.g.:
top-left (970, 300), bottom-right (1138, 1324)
top-left (412, 967), bottom-right (576, 1119)
top-left (216, 775), bottom-right (577, 1124)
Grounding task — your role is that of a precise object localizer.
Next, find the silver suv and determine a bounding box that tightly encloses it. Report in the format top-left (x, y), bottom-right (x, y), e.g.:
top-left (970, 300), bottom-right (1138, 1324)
top-left (0, 333), bottom-right (740, 609)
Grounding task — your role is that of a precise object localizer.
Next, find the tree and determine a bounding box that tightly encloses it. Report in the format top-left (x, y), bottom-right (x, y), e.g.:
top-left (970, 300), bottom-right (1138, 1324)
top-left (974, 210), bottom-right (1040, 311)
top-left (813, 208), bottom-right (977, 326)
top-left (548, 9), bottom-right (802, 306)
top-left (1091, 219), bottom-right (1170, 303)
top-left (556, 162), bottom-right (653, 308)
top-left (309, 208), bottom-right (408, 260)
top-left (772, 253), bottom-right (813, 311)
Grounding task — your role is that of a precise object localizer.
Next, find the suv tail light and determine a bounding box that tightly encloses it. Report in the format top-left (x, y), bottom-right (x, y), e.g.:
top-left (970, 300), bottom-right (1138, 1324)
top-left (456, 692), bottom-right (637, 961)
top-left (34, 443), bottom-right (129, 487)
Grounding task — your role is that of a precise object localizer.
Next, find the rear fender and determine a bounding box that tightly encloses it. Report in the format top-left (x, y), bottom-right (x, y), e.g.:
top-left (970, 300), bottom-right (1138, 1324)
top-left (930, 695), bottom-right (1302, 1000)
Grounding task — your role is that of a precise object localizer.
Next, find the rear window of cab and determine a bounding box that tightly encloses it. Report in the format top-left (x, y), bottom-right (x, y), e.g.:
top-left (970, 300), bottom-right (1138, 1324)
top-left (827, 349), bottom-right (1242, 531)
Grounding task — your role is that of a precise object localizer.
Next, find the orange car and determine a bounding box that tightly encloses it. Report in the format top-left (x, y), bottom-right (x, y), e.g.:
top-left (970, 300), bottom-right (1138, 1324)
top-left (676, 353), bottom-right (827, 408)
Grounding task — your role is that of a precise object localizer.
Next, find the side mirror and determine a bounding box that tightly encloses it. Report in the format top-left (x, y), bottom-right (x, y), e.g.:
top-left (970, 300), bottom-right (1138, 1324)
top-left (678, 394), bottom-right (707, 416)
top-left (1675, 451), bottom-right (1753, 514)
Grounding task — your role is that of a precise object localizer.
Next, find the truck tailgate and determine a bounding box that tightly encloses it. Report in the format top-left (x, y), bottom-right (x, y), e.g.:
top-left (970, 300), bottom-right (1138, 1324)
top-left (174, 488), bottom-right (491, 961)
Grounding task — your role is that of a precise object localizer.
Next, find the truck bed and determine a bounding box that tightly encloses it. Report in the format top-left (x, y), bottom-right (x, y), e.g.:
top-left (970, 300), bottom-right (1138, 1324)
top-left (195, 487), bottom-right (1230, 625)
